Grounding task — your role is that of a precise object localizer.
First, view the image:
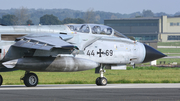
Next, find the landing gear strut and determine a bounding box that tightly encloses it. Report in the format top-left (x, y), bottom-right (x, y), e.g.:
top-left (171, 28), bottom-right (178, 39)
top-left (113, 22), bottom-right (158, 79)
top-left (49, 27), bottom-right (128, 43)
top-left (95, 64), bottom-right (107, 86)
top-left (0, 75), bottom-right (3, 86)
top-left (21, 72), bottom-right (38, 87)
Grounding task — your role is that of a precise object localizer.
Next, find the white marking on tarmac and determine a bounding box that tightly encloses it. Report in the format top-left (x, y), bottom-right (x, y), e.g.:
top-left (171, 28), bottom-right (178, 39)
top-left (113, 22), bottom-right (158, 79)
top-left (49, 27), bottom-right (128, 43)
top-left (0, 84), bottom-right (180, 90)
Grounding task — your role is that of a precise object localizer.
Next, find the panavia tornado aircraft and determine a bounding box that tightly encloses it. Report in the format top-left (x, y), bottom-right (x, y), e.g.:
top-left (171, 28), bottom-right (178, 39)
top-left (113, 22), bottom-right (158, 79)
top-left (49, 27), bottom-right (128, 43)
top-left (0, 24), bottom-right (166, 87)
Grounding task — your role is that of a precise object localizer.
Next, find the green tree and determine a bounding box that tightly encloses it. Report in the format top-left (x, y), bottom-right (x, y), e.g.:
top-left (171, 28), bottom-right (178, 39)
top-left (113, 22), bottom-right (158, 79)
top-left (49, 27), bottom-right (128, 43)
top-left (175, 15), bottom-right (180, 17)
top-left (142, 10), bottom-right (154, 17)
top-left (40, 14), bottom-right (61, 25)
top-left (15, 7), bottom-right (29, 25)
top-left (62, 18), bottom-right (73, 24)
top-left (135, 16), bottom-right (143, 18)
top-left (84, 8), bottom-right (95, 23)
top-left (26, 19), bottom-right (34, 25)
top-left (1, 14), bottom-right (18, 25)
top-left (62, 18), bottom-right (85, 24)
top-left (75, 18), bottom-right (85, 24)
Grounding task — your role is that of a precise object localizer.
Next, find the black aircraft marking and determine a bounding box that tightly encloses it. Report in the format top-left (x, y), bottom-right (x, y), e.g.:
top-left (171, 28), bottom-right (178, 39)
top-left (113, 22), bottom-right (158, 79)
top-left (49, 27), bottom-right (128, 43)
top-left (87, 49), bottom-right (113, 57)
top-left (97, 49), bottom-right (104, 57)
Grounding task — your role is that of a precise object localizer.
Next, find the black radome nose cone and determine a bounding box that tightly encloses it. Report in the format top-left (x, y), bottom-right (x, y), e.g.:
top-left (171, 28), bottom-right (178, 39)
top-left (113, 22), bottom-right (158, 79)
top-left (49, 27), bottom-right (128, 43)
top-left (143, 44), bottom-right (166, 63)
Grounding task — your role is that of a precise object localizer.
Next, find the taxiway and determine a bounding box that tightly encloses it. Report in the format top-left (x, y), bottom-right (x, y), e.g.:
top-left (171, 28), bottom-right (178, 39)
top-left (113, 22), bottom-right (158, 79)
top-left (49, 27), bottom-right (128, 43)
top-left (0, 84), bottom-right (180, 101)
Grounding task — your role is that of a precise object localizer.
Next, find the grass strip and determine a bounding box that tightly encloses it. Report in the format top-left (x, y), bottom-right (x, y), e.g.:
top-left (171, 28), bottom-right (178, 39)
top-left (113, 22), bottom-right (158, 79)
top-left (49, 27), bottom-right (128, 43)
top-left (1, 67), bottom-right (180, 85)
top-left (158, 48), bottom-right (180, 53)
top-left (158, 42), bottom-right (180, 46)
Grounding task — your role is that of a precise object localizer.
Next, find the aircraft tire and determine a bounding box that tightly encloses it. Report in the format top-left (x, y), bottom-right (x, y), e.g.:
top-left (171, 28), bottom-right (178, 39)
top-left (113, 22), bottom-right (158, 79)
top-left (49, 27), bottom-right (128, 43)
top-left (0, 75), bottom-right (3, 86)
top-left (24, 73), bottom-right (38, 87)
top-left (96, 77), bottom-right (101, 85)
top-left (96, 77), bottom-right (107, 86)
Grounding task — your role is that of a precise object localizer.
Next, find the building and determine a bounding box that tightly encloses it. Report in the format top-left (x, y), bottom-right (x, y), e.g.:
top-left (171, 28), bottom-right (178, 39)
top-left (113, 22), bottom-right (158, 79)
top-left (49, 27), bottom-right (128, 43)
top-left (104, 16), bottom-right (180, 42)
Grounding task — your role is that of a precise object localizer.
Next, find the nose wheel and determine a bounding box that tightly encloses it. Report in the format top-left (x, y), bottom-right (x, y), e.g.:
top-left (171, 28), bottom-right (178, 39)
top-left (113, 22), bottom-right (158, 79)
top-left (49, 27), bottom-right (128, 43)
top-left (0, 75), bottom-right (3, 86)
top-left (95, 65), bottom-right (107, 86)
top-left (96, 77), bottom-right (107, 86)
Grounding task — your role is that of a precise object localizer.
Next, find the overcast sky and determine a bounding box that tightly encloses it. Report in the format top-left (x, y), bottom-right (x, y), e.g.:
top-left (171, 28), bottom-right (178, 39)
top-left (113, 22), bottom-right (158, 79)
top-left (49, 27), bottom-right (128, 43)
top-left (0, 0), bottom-right (179, 14)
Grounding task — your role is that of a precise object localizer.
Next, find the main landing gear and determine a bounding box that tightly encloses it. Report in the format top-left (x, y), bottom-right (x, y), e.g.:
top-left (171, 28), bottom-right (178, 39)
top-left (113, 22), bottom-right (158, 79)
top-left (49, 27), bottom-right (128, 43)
top-left (0, 72), bottom-right (38, 87)
top-left (0, 75), bottom-right (3, 86)
top-left (21, 71), bottom-right (38, 87)
top-left (95, 64), bottom-right (107, 86)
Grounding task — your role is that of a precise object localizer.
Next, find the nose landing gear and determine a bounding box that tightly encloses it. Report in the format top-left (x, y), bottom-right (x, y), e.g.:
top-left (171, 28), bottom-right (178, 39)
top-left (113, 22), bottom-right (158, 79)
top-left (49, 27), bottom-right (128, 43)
top-left (95, 64), bottom-right (107, 86)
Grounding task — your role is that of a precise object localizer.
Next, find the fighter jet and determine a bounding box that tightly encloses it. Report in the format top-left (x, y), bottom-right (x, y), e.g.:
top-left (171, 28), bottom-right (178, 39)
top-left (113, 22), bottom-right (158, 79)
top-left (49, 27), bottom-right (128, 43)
top-left (0, 24), bottom-right (166, 87)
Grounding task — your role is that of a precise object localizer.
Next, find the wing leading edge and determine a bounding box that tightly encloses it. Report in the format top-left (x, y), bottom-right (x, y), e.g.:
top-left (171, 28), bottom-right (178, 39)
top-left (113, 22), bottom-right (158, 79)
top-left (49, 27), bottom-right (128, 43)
top-left (13, 34), bottom-right (74, 50)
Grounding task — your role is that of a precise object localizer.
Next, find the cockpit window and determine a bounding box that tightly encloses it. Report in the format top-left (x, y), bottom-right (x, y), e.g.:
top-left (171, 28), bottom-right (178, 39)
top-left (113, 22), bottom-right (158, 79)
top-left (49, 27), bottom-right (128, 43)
top-left (67, 24), bottom-right (127, 38)
top-left (114, 30), bottom-right (128, 38)
top-left (67, 24), bottom-right (81, 32)
top-left (68, 25), bottom-right (74, 31)
top-left (105, 28), bottom-right (112, 35)
top-left (79, 25), bottom-right (90, 33)
top-left (92, 26), bottom-right (101, 34)
top-left (91, 25), bottom-right (112, 35)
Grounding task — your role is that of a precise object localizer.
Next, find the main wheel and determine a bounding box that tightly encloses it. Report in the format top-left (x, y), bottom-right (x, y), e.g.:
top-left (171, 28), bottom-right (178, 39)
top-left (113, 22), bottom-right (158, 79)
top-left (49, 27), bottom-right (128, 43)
top-left (0, 75), bottom-right (3, 86)
top-left (96, 77), bottom-right (107, 86)
top-left (23, 73), bottom-right (38, 87)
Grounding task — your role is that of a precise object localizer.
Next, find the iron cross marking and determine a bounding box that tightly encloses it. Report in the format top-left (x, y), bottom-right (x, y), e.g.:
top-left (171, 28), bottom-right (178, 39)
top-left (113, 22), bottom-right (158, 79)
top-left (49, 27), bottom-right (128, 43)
top-left (97, 49), bottom-right (104, 57)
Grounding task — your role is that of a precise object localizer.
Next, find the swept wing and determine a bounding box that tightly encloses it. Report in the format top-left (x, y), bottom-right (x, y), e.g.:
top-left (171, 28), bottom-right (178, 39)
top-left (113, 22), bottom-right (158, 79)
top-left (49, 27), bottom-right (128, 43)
top-left (13, 34), bottom-right (74, 50)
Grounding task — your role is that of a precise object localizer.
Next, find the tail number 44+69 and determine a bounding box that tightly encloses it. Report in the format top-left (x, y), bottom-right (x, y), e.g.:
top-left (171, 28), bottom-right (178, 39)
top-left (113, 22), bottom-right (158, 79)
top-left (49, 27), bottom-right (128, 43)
top-left (87, 49), bottom-right (113, 57)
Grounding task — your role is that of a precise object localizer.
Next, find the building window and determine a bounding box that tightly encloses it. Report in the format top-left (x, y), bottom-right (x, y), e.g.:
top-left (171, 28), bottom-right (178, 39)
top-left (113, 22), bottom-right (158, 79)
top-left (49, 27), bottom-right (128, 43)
top-left (170, 22), bottom-right (180, 26)
top-left (170, 23), bottom-right (174, 26)
top-left (106, 23), bottom-right (158, 26)
top-left (177, 23), bottom-right (180, 26)
top-left (168, 35), bottom-right (180, 40)
top-left (133, 35), bottom-right (157, 41)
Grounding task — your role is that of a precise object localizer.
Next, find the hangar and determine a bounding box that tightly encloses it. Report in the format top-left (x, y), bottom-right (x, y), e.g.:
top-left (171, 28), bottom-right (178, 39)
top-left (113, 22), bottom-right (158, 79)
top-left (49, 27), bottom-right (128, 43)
top-left (104, 16), bottom-right (180, 43)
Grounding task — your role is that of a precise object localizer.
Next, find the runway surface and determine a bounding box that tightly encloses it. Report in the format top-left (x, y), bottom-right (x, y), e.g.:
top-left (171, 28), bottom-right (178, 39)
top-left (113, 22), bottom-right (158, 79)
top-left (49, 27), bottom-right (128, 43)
top-left (1, 84), bottom-right (180, 101)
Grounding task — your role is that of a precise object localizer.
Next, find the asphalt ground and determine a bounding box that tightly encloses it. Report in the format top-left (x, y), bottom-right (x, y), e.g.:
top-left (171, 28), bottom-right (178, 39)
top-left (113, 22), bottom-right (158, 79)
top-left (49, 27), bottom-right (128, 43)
top-left (0, 84), bottom-right (180, 101)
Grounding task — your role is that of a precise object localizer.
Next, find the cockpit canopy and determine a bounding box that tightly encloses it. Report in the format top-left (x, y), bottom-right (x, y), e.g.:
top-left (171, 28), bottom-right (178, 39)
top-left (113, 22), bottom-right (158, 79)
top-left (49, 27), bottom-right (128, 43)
top-left (67, 24), bottom-right (127, 38)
